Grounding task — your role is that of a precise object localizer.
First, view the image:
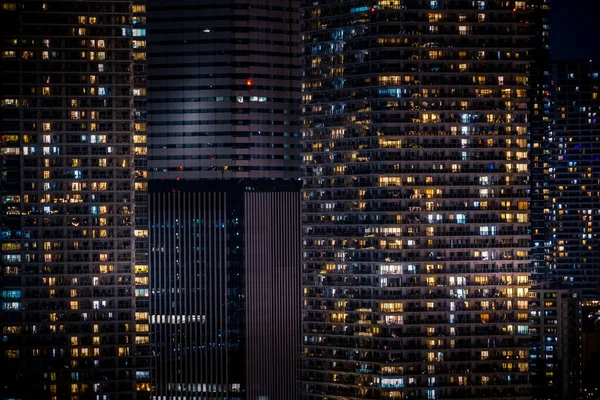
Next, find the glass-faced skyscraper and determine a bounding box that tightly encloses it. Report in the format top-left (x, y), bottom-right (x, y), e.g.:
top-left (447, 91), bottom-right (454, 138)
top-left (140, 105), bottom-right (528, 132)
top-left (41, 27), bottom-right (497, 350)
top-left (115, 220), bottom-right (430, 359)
top-left (0, 1), bottom-right (149, 398)
top-left (300, 1), bottom-right (542, 398)
top-left (146, 0), bottom-right (302, 398)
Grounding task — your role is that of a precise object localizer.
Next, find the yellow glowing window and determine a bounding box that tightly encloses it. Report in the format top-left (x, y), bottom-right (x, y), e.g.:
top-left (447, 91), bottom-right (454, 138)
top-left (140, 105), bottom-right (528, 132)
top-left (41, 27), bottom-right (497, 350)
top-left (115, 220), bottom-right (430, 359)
top-left (428, 12), bottom-right (443, 22)
top-left (428, 51), bottom-right (442, 60)
top-left (99, 264), bottom-right (113, 273)
top-left (135, 277), bottom-right (148, 285)
top-left (135, 336), bottom-right (150, 344)
top-left (379, 176), bottom-right (402, 187)
top-left (380, 302), bottom-right (403, 312)
top-left (134, 147), bottom-right (147, 155)
top-left (135, 264), bottom-right (149, 273)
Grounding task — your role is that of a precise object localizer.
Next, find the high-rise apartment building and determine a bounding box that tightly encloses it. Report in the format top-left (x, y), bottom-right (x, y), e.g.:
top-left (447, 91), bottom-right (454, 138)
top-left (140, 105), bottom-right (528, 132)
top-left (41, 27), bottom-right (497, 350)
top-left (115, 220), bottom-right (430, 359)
top-left (0, 0), bottom-right (148, 398)
top-left (300, 1), bottom-right (541, 398)
top-left (146, 1), bottom-right (302, 398)
top-left (132, 0), bottom-right (152, 394)
top-left (548, 60), bottom-right (600, 298)
top-left (529, 0), bottom-right (551, 283)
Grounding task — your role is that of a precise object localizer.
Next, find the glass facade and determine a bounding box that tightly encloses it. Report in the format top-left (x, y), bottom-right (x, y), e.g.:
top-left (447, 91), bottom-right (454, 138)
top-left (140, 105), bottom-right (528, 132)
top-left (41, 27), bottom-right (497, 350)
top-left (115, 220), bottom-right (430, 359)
top-left (300, 1), bottom-right (540, 398)
top-left (146, 1), bottom-right (302, 398)
top-left (0, 1), bottom-right (146, 398)
top-left (147, 0), bottom-right (301, 180)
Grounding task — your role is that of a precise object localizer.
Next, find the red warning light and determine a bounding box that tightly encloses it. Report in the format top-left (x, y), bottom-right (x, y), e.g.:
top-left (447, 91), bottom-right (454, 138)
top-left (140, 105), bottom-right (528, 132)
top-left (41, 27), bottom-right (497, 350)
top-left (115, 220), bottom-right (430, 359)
top-left (246, 79), bottom-right (252, 86)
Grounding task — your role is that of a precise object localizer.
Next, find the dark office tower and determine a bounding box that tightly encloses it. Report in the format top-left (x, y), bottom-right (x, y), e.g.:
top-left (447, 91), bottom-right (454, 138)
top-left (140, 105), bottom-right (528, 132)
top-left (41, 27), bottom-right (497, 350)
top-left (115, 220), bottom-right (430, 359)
top-left (548, 61), bottom-right (600, 298)
top-left (529, 283), bottom-right (582, 400)
top-left (146, 1), bottom-right (302, 399)
top-left (0, 1), bottom-right (146, 399)
top-left (300, 1), bottom-right (540, 399)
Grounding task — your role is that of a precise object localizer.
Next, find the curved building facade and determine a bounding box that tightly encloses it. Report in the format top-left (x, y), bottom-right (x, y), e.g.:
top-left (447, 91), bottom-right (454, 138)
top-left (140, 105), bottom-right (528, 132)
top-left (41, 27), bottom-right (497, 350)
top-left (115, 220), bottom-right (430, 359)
top-left (147, 0), bottom-right (301, 180)
top-left (300, 0), bottom-right (542, 398)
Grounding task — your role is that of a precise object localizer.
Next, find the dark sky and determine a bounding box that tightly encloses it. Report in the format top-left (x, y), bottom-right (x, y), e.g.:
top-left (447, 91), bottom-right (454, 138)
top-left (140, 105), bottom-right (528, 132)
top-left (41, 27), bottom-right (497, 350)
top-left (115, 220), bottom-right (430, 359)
top-left (551, 0), bottom-right (600, 60)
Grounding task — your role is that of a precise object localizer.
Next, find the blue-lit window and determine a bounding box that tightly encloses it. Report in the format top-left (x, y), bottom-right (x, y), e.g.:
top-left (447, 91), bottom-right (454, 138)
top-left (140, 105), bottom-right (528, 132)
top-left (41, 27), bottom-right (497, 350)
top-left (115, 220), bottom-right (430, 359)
top-left (136, 371), bottom-right (150, 379)
top-left (2, 254), bottom-right (21, 263)
top-left (2, 302), bottom-right (21, 311)
top-left (381, 377), bottom-right (404, 388)
top-left (517, 325), bottom-right (529, 335)
top-left (378, 88), bottom-right (404, 98)
top-left (1, 290), bottom-right (21, 299)
top-left (350, 6), bottom-right (369, 13)
top-left (132, 28), bottom-right (146, 37)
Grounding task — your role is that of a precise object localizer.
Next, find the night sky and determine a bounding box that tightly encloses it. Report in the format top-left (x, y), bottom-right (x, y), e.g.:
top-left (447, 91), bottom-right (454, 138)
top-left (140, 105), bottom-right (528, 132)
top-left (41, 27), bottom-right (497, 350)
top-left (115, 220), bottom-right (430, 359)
top-left (551, 0), bottom-right (600, 60)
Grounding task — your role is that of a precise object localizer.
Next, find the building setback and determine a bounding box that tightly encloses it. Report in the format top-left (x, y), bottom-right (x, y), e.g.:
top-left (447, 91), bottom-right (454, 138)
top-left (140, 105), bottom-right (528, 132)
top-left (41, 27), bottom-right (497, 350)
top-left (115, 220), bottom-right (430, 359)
top-left (146, 1), bottom-right (302, 398)
top-left (529, 283), bottom-right (582, 400)
top-left (0, 0), bottom-right (149, 398)
top-left (300, 0), bottom-right (543, 398)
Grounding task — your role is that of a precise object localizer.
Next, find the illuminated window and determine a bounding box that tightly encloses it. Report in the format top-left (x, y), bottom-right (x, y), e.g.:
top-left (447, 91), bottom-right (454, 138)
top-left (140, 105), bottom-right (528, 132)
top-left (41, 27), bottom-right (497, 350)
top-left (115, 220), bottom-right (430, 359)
top-left (458, 26), bottom-right (470, 35)
top-left (5, 349), bottom-right (20, 358)
top-left (135, 265), bottom-right (149, 273)
top-left (428, 12), bottom-right (443, 22)
top-left (380, 302), bottom-right (403, 312)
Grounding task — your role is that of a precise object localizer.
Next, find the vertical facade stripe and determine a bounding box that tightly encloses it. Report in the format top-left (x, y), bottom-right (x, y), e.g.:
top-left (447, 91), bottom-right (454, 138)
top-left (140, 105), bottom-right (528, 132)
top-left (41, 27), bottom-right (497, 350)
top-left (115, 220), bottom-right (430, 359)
top-left (245, 191), bottom-right (302, 399)
top-left (150, 191), bottom-right (231, 398)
